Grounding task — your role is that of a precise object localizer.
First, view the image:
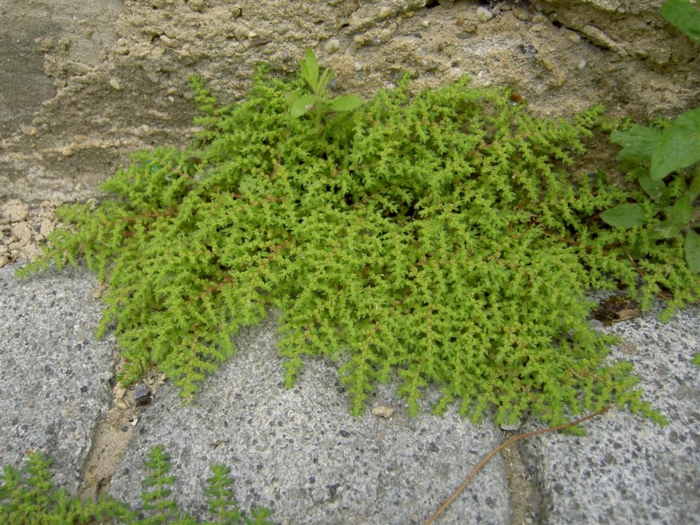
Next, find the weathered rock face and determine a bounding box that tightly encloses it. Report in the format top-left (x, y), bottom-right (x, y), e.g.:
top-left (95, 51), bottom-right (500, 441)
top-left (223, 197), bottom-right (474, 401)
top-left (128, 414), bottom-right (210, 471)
top-left (1, 0), bottom-right (698, 203)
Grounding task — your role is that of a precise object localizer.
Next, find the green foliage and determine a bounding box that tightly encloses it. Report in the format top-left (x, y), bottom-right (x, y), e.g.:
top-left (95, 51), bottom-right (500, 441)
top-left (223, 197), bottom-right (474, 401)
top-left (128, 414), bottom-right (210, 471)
top-left (602, 112), bottom-right (700, 275)
top-left (650, 108), bottom-right (700, 181)
top-left (201, 464), bottom-right (273, 525)
top-left (0, 448), bottom-right (273, 524)
top-left (20, 52), bottom-right (700, 428)
top-left (661, 0), bottom-right (700, 43)
top-left (603, 0), bottom-right (700, 269)
top-left (0, 451), bottom-right (134, 524)
top-left (141, 446), bottom-right (179, 524)
top-left (285, 47), bottom-right (364, 132)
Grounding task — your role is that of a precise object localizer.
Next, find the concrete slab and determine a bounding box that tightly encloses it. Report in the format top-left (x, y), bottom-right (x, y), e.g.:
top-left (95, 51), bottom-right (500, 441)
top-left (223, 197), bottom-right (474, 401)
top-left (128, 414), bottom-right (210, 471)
top-left (108, 312), bottom-right (512, 525)
top-left (2, 260), bottom-right (699, 525)
top-left (0, 263), bottom-right (116, 495)
top-left (519, 304), bottom-right (700, 525)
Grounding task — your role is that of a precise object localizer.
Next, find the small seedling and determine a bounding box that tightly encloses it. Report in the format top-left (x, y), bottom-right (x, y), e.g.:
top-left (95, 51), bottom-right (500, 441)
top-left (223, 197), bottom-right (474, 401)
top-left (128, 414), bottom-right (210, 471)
top-left (285, 47), bottom-right (364, 130)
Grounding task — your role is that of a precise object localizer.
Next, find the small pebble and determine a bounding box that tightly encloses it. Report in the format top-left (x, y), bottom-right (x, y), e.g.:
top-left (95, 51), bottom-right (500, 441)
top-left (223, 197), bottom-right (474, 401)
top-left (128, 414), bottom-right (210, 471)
top-left (378, 6), bottom-right (391, 19)
top-left (512, 7), bottom-right (529, 21)
top-left (476, 7), bottom-right (493, 23)
top-left (372, 406), bottom-right (396, 418)
top-left (1, 200), bottom-right (29, 222)
top-left (134, 384), bottom-right (152, 407)
top-left (532, 13), bottom-right (546, 24)
top-left (566, 31), bottom-right (582, 44)
top-left (324, 38), bottom-right (340, 54)
top-left (500, 420), bottom-right (522, 431)
top-left (577, 59), bottom-right (587, 70)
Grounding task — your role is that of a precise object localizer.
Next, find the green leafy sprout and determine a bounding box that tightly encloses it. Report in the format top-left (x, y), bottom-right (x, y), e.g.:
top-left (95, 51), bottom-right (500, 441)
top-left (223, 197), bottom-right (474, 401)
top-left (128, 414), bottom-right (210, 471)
top-left (600, 110), bottom-right (700, 273)
top-left (0, 446), bottom-right (273, 524)
top-left (286, 48), bottom-right (364, 132)
top-left (18, 48), bottom-right (700, 429)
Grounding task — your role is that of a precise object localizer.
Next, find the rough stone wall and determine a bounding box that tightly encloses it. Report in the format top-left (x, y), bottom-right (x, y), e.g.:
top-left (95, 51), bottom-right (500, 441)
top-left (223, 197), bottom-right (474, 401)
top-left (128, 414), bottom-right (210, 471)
top-left (1, 0), bottom-right (698, 203)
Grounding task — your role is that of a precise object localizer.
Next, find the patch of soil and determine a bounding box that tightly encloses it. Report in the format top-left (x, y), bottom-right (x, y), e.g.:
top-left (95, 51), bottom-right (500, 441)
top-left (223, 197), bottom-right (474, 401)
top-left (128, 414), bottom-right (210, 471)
top-left (500, 430), bottom-right (539, 524)
top-left (79, 359), bottom-right (167, 503)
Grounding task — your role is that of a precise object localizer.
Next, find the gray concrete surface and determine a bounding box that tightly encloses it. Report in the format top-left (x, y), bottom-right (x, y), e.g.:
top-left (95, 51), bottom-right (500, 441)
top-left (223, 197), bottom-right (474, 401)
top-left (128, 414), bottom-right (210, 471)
top-left (1, 262), bottom-right (699, 524)
top-left (0, 263), bottom-right (117, 495)
top-left (107, 312), bottom-right (510, 525)
top-left (519, 305), bottom-right (700, 525)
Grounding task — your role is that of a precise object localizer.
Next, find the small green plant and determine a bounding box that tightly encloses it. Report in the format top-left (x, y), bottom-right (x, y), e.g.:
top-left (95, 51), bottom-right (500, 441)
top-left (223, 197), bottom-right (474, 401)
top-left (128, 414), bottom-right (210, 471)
top-left (20, 49), bottom-right (700, 429)
top-left (285, 47), bottom-right (364, 131)
top-left (0, 450), bottom-right (131, 524)
top-left (600, 110), bottom-right (700, 273)
top-left (600, 0), bottom-right (700, 365)
top-left (0, 447), bottom-right (274, 524)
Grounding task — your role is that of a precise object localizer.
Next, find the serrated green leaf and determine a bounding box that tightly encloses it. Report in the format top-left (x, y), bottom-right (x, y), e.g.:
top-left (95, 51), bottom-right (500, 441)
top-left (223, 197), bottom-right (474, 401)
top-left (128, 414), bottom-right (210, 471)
top-left (661, 0), bottom-right (700, 43)
top-left (610, 125), bottom-right (661, 165)
top-left (290, 95), bottom-right (315, 118)
top-left (600, 203), bottom-right (646, 229)
top-left (685, 230), bottom-right (700, 273)
top-left (328, 94), bottom-right (364, 113)
top-left (650, 108), bottom-right (700, 180)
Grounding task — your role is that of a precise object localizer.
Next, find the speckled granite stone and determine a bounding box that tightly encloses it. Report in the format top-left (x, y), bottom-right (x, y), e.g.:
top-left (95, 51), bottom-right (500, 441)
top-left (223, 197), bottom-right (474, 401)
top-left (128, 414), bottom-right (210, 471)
top-left (519, 303), bottom-right (700, 525)
top-left (0, 263), bottom-right (116, 495)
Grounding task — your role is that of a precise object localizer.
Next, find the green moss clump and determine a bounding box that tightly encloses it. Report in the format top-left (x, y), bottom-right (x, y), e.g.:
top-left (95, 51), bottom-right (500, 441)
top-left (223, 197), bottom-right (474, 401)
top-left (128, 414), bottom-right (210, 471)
top-left (0, 447), bottom-right (273, 524)
top-left (20, 63), bottom-right (699, 427)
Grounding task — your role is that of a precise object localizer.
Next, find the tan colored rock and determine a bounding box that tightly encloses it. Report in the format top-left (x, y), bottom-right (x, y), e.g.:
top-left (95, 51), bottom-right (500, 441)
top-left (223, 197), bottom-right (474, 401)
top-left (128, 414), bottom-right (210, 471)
top-left (1, 0), bottom-right (697, 204)
top-left (2, 200), bottom-right (29, 222)
top-left (11, 223), bottom-right (33, 247)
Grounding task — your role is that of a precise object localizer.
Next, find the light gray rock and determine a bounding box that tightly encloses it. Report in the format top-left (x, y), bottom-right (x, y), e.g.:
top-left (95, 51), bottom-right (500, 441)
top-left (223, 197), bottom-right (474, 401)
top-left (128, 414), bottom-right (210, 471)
top-left (519, 303), bottom-right (700, 524)
top-left (0, 263), bottom-right (116, 495)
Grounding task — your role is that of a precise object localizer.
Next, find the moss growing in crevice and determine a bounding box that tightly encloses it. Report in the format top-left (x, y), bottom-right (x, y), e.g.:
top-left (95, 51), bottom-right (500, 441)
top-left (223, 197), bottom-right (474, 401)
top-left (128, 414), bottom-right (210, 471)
top-left (20, 61), bottom-right (699, 427)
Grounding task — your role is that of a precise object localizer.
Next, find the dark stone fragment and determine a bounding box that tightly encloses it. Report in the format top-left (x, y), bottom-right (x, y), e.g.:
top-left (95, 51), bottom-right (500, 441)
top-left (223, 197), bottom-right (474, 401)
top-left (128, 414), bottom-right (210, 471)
top-left (134, 384), bottom-right (152, 406)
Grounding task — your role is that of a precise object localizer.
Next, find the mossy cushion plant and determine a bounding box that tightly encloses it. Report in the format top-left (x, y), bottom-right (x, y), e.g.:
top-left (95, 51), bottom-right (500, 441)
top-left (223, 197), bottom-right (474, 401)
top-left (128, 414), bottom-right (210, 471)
top-left (0, 446), bottom-right (274, 524)
top-left (20, 50), bottom-right (700, 428)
